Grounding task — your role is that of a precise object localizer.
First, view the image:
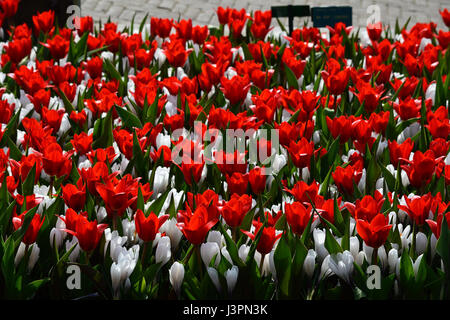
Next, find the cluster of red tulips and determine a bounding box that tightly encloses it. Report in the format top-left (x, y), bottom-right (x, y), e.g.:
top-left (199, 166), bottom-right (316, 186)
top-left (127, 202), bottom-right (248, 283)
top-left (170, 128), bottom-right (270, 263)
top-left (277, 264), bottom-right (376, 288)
top-left (0, 0), bottom-right (450, 299)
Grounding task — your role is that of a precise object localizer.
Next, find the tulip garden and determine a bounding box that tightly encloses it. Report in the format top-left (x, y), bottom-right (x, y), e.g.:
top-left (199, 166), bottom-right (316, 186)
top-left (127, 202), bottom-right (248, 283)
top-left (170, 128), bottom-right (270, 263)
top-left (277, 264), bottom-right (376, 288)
top-left (0, 0), bottom-right (450, 300)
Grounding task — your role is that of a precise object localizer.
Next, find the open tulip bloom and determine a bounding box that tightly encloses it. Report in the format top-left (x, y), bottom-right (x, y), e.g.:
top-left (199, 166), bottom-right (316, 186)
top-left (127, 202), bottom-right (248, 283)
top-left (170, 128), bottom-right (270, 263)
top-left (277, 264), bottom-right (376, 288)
top-left (0, 3), bottom-right (450, 301)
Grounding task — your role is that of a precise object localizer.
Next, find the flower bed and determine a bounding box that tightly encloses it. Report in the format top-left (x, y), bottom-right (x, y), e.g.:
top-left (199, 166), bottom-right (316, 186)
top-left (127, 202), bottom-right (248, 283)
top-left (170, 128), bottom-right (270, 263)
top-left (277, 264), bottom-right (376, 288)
top-left (0, 2), bottom-right (450, 300)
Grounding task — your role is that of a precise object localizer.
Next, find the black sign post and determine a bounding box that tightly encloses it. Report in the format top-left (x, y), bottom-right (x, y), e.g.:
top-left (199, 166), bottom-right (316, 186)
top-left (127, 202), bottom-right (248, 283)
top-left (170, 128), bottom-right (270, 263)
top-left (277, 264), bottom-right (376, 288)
top-left (311, 6), bottom-right (353, 28)
top-left (271, 5), bottom-right (311, 35)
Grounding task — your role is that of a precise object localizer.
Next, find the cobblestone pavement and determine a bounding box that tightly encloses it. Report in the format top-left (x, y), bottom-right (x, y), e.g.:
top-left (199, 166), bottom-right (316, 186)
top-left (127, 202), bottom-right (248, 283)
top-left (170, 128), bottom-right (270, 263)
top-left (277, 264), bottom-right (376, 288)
top-left (80, 0), bottom-right (449, 31)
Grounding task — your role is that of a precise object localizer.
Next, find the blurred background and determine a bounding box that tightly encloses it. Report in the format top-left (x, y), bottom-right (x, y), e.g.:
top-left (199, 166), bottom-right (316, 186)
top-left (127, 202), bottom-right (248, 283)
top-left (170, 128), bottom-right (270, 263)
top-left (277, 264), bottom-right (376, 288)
top-left (78, 0), bottom-right (447, 30)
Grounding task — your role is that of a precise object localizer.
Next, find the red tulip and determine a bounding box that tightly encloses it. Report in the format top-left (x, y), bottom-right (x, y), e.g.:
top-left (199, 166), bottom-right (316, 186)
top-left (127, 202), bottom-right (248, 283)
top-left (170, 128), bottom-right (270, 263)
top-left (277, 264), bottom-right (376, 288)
top-left (32, 10), bottom-right (55, 34)
top-left (440, 9), bottom-right (450, 28)
top-left (9, 153), bottom-right (43, 184)
top-left (58, 208), bottom-right (88, 232)
top-left (226, 172), bottom-right (249, 195)
top-left (61, 182), bottom-right (86, 213)
top-left (177, 205), bottom-right (218, 245)
top-left (42, 143), bottom-right (74, 178)
top-left (134, 209), bottom-right (169, 242)
top-left (284, 180), bottom-right (320, 204)
top-left (284, 201), bottom-right (314, 236)
top-left (220, 75), bottom-right (251, 106)
top-left (388, 138), bottom-right (414, 168)
top-left (356, 213), bottom-right (391, 249)
top-left (345, 192), bottom-right (384, 222)
top-left (96, 178), bottom-right (138, 219)
top-left (12, 210), bottom-right (45, 245)
top-left (332, 164), bottom-right (363, 195)
top-left (398, 194), bottom-right (433, 226)
top-left (426, 212), bottom-right (450, 239)
top-left (43, 35), bottom-right (70, 60)
top-left (163, 38), bottom-right (192, 68)
top-left (241, 221), bottom-right (282, 255)
top-left (71, 132), bottom-right (93, 156)
top-left (400, 150), bottom-right (439, 188)
top-left (150, 17), bottom-right (173, 38)
top-left (287, 138), bottom-right (314, 169)
top-left (249, 167), bottom-right (266, 195)
top-left (367, 22), bottom-right (382, 41)
top-left (64, 215), bottom-right (108, 252)
top-left (221, 194), bottom-right (253, 228)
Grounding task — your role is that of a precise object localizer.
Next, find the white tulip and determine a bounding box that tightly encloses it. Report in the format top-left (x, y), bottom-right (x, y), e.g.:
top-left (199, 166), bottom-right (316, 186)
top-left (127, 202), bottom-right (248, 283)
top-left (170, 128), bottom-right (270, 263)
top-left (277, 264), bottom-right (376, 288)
top-left (110, 262), bottom-right (122, 296)
top-left (328, 251), bottom-right (354, 284)
top-left (221, 247), bottom-right (233, 265)
top-left (238, 244), bottom-right (250, 263)
top-left (207, 267), bottom-right (221, 293)
top-left (224, 266), bottom-right (239, 295)
top-left (152, 167), bottom-right (170, 195)
top-left (356, 251), bottom-right (367, 266)
top-left (320, 255), bottom-right (333, 280)
top-left (415, 232), bottom-right (427, 256)
top-left (155, 236), bottom-right (171, 266)
top-left (313, 229), bottom-right (329, 262)
top-left (388, 248), bottom-right (398, 274)
top-left (207, 231), bottom-right (224, 249)
top-left (169, 262), bottom-right (185, 297)
top-left (303, 249), bottom-right (317, 278)
top-left (349, 237), bottom-right (360, 260)
top-left (160, 218), bottom-right (183, 250)
top-left (201, 242), bottom-right (221, 268)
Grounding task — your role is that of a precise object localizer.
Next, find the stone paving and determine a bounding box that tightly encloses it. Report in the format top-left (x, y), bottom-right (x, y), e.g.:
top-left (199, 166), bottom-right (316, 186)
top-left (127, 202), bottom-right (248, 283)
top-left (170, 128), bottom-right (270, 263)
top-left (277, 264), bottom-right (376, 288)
top-left (80, 0), bottom-right (449, 31)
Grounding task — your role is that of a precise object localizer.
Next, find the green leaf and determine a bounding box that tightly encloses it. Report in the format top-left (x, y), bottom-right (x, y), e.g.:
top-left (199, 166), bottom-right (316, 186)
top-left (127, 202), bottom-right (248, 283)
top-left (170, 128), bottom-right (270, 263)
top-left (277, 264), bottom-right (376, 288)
top-left (219, 223), bottom-right (245, 268)
top-left (324, 227), bottom-right (343, 254)
top-left (284, 65), bottom-right (299, 90)
top-left (274, 234), bottom-right (292, 296)
top-left (115, 105), bottom-right (143, 129)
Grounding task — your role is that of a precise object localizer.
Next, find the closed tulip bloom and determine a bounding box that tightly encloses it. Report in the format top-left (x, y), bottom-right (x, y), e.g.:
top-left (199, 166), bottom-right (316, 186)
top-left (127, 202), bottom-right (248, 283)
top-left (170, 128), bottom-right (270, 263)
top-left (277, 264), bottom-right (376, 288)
top-left (248, 167), bottom-right (266, 195)
top-left (226, 172), bottom-right (249, 195)
top-left (169, 261), bottom-right (185, 296)
top-left (32, 10), bottom-right (55, 34)
top-left (155, 236), bottom-right (172, 266)
top-left (201, 242), bottom-right (221, 267)
top-left (42, 143), bottom-right (74, 178)
top-left (224, 265), bottom-right (239, 295)
top-left (284, 201), bottom-right (314, 236)
top-left (61, 182), bottom-right (86, 212)
top-left (221, 194), bottom-right (252, 228)
top-left (134, 209), bottom-right (169, 242)
top-left (303, 249), bottom-right (317, 278)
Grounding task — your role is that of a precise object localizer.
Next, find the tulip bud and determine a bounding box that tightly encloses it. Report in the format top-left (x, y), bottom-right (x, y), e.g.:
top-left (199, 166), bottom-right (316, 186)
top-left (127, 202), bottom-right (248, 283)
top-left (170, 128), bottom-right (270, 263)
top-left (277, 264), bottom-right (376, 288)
top-left (221, 247), bottom-right (233, 265)
top-left (356, 251), bottom-right (367, 266)
top-left (155, 236), bottom-right (171, 266)
top-left (111, 262), bottom-right (122, 296)
top-left (207, 231), bottom-right (224, 249)
top-left (224, 266), bottom-right (239, 295)
top-left (413, 254), bottom-right (423, 278)
top-left (303, 249), bottom-right (317, 278)
top-left (169, 262), bottom-right (185, 297)
top-left (207, 267), bottom-right (221, 293)
top-left (320, 255), bottom-right (332, 279)
top-left (415, 232), bottom-right (427, 255)
top-left (160, 218), bottom-right (183, 250)
top-left (238, 244), bottom-right (250, 262)
top-left (388, 248), bottom-right (398, 274)
top-left (201, 242), bottom-right (221, 268)
top-left (349, 236), bottom-right (360, 260)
